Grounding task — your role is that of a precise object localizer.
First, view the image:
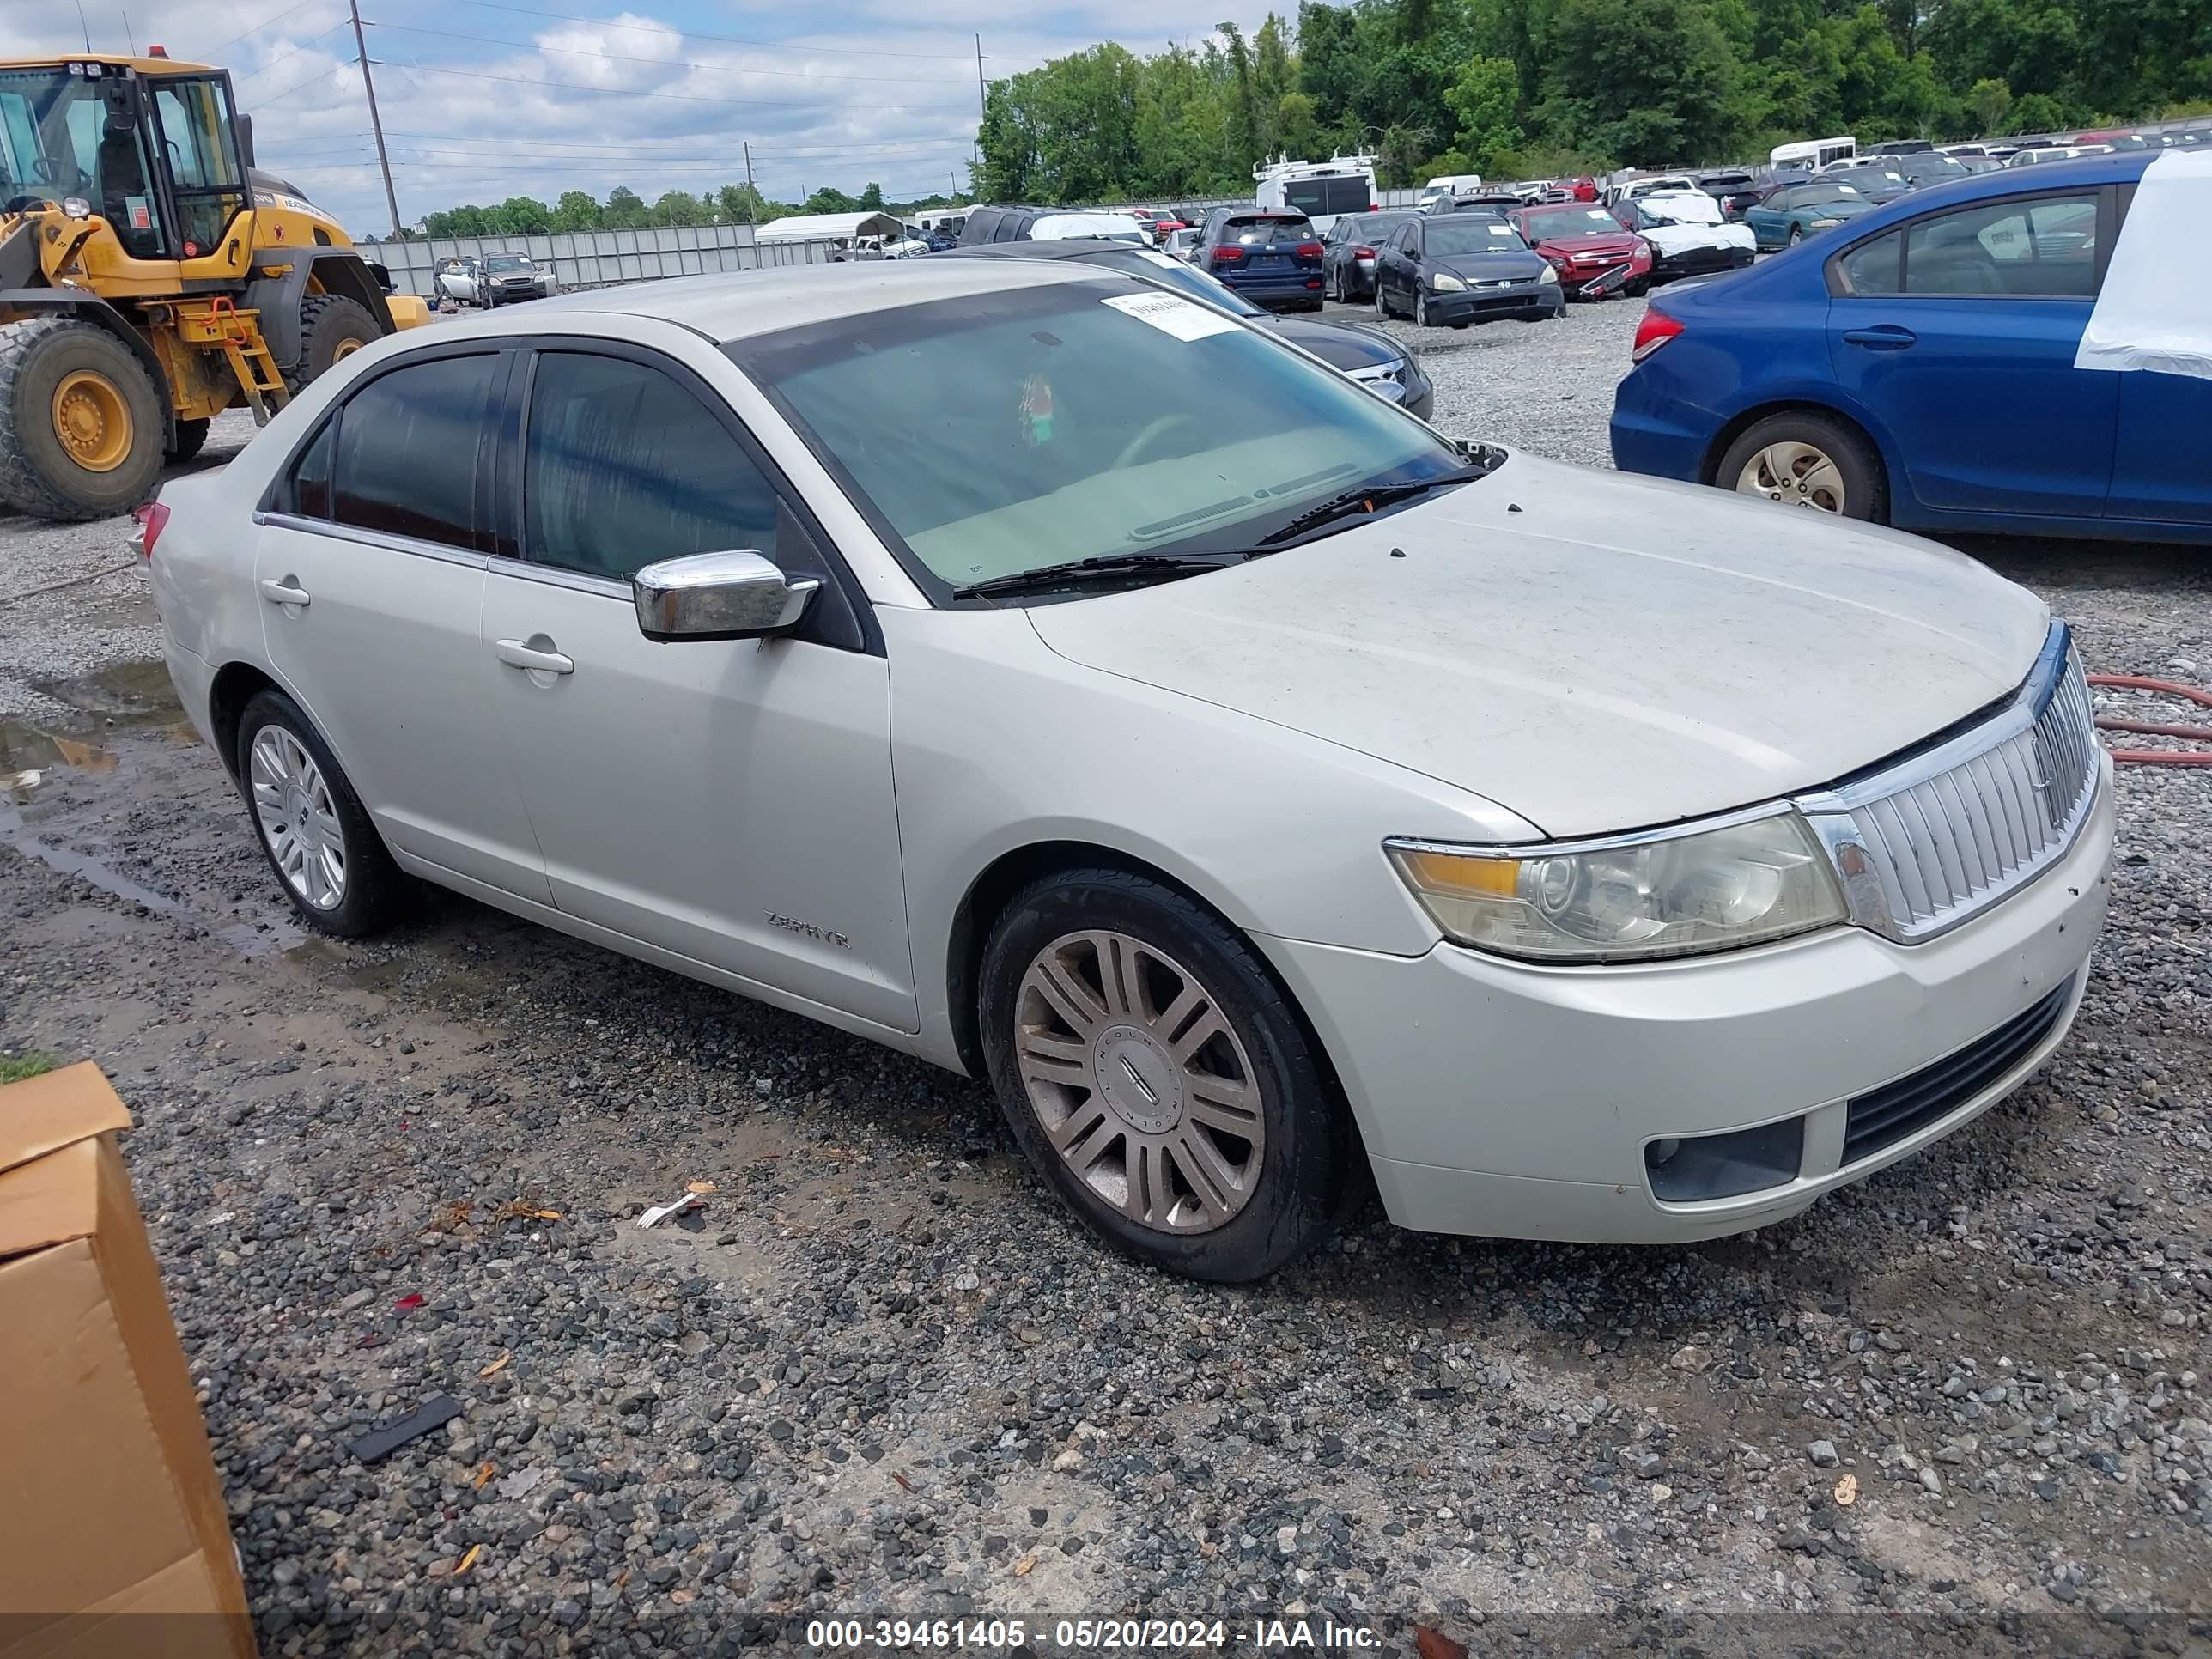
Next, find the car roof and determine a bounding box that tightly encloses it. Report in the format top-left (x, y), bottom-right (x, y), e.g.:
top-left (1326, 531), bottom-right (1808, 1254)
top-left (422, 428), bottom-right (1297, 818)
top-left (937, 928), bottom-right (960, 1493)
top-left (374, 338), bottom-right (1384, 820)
top-left (507, 260), bottom-right (1101, 343)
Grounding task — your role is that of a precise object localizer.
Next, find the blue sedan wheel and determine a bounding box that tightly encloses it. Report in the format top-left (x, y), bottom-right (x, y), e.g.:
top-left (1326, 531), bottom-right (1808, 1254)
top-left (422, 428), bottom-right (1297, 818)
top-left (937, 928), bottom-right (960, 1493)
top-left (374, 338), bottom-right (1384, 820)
top-left (1716, 412), bottom-right (1882, 522)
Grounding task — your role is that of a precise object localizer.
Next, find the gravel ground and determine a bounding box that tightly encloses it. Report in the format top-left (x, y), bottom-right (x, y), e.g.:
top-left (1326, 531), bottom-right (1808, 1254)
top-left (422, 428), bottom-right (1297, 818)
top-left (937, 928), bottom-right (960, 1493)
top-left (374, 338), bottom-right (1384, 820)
top-left (3, 315), bottom-right (2209, 1658)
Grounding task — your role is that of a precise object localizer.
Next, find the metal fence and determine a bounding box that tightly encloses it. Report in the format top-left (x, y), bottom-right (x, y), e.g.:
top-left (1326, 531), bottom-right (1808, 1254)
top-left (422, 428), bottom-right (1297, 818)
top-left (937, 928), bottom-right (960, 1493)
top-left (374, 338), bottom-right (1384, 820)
top-left (353, 223), bottom-right (841, 298)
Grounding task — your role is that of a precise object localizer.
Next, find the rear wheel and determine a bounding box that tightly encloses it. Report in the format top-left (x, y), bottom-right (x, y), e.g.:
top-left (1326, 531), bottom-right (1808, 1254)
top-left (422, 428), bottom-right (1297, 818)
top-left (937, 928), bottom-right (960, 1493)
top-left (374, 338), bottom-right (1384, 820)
top-left (167, 416), bottom-right (210, 463)
top-left (978, 868), bottom-right (1348, 1281)
top-left (236, 690), bottom-right (410, 936)
top-left (296, 293), bottom-right (380, 386)
top-left (0, 317), bottom-right (165, 521)
top-left (1717, 411), bottom-right (1884, 522)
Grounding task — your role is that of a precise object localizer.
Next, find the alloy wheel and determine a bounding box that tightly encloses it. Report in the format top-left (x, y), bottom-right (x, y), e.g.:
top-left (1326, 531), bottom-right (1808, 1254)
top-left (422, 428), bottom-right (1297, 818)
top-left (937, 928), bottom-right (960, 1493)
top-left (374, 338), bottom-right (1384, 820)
top-left (249, 726), bottom-right (348, 908)
top-left (1013, 929), bottom-right (1265, 1235)
top-left (1735, 441), bottom-right (1847, 514)
top-left (1415, 293), bottom-right (1429, 327)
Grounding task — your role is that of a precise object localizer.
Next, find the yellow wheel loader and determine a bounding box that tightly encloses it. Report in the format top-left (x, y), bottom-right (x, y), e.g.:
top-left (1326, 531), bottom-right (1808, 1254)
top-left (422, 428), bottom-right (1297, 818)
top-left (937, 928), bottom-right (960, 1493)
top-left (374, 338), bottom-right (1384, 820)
top-left (0, 52), bottom-right (429, 520)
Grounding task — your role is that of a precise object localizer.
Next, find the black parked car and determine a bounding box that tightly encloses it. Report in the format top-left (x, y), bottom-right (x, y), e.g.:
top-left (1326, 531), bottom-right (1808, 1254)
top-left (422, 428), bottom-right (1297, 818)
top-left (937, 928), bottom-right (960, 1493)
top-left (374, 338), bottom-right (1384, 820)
top-left (1320, 210), bottom-right (1419, 302)
top-left (936, 238), bottom-right (1434, 418)
top-left (1370, 212), bottom-right (1563, 328)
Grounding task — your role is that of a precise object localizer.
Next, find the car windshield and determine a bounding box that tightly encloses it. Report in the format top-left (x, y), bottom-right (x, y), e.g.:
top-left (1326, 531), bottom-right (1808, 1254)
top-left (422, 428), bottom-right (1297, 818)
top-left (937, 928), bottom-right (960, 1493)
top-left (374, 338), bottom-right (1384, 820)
top-left (486, 256), bottom-right (531, 271)
top-left (1797, 185), bottom-right (1861, 205)
top-left (727, 276), bottom-right (1465, 598)
top-left (1519, 206), bottom-right (1623, 238)
top-left (1426, 217), bottom-right (1526, 254)
top-left (1899, 155), bottom-right (1969, 181)
top-left (1079, 246), bottom-right (1261, 317)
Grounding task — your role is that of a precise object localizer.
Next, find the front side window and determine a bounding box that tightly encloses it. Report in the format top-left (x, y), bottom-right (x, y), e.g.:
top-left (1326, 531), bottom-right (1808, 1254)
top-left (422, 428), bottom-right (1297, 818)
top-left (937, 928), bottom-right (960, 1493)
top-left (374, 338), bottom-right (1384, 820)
top-left (331, 353), bottom-right (497, 549)
top-left (523, 352), bottom-right (778, 580)
top-left (1280, 175), bottom-right (1370, 217)
top-left (1904, 192), bottom-right (2099, 297)
top-left (150, 76), bottom-right (246, 254)
top-left (730, 277), bottom-right (1465, 598)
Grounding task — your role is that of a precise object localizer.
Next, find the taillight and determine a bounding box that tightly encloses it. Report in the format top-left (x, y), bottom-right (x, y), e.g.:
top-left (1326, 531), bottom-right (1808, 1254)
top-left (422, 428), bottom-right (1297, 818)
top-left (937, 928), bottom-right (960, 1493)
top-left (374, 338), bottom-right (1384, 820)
top-left (1211, 246), bottom-right (1243, 264)
top-left (1632, 308), bottom-right (1684, 363)
top-left (1295, 240), bottom-right (1323, 259)
top-left (1352, 244), bottom-right (1376, 258)
top-left (131, 500), bottom-right (170, 561)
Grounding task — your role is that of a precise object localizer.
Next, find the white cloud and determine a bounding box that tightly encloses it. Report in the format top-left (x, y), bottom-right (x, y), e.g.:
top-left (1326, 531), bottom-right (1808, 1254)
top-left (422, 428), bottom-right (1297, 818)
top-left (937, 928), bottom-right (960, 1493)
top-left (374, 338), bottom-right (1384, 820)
top-left (2, 0), bottom-right (1280, 233)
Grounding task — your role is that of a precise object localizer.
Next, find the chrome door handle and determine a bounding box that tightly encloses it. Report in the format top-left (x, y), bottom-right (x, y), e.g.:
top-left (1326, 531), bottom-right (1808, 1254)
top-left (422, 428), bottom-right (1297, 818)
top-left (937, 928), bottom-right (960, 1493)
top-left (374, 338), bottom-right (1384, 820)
top-left (259, 576), bottom-right (311, 606)
top-left (494, 637), bottom-right (574, 675)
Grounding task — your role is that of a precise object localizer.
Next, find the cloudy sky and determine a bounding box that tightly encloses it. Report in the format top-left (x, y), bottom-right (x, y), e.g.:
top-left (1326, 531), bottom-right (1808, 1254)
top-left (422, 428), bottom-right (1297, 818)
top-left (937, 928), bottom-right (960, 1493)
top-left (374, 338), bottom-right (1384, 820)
top-left (10, 0), bottom-right (1276, 235)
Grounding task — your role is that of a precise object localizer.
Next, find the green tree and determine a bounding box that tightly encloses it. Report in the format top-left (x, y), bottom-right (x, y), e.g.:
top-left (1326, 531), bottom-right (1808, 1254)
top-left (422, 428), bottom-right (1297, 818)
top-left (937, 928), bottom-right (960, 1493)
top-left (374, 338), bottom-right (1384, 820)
top-left (1445, 53), bottom-right (1525, 172)
top-left (1535, 0), bottom-right (1741, 165)
top-left (715, 183), bottom-right (766, 223)
top-left (1968, 76), bottom-right (2012, 132)
top-left (857, 181), bottom-right (886, 210)
top-left (602, 186), bottom-right (651, 228)
top-left (550, 190), bottom-right (600, 231)
top-left (492, 196), bottom-right (552, 234)
top-left (651, 190), bottom-right (705, 227)
top-left (804, 185), bottom-right (860, 214)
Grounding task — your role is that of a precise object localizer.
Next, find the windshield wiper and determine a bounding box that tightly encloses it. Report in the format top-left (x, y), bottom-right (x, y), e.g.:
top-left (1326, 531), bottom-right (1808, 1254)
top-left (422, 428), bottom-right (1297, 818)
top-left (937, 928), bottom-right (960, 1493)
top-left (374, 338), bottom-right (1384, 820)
top-left (951, 550), bottom-right (1257, 600)
top-left (1256, 454), bottom-right (1503, 547)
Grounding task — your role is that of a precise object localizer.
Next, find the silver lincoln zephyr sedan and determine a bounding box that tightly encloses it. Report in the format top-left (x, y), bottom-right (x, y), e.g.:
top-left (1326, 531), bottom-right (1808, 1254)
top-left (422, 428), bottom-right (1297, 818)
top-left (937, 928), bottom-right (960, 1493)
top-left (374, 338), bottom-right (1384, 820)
top-left (142, 260), bottom-right (2112, 1281)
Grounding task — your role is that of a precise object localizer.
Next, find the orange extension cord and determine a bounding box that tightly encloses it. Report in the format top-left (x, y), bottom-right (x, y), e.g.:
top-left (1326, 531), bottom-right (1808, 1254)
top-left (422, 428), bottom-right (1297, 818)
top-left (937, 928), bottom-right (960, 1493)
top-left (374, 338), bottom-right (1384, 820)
top-left (2087, 674), bottom-right (2212, 767)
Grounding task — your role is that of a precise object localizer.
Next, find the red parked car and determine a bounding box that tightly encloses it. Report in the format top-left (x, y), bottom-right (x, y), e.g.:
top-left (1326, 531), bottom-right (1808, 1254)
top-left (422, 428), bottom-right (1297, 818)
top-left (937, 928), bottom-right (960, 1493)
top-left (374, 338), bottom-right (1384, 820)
top-left (1569, 175), bottom-right (1599, 202)
top-left (1505, 203), bottom-right (1653, 298)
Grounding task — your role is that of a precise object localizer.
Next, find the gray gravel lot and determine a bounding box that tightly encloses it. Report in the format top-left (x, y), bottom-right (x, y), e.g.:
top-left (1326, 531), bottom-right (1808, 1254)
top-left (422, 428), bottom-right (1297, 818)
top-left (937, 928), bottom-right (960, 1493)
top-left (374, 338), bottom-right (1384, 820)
top-left (3, 302), bottom-right (2209, 1657)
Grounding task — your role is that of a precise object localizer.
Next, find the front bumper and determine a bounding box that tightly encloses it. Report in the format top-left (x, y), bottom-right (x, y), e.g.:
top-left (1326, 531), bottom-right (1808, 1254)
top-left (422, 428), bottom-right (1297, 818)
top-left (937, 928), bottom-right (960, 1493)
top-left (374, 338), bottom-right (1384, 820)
top-left (1421, 283), bottom-right (1565, 323)
top-left (1651, 245), bottom-right (1755, 282)
top-left (1261, 765), bottom-right (2112, 1243)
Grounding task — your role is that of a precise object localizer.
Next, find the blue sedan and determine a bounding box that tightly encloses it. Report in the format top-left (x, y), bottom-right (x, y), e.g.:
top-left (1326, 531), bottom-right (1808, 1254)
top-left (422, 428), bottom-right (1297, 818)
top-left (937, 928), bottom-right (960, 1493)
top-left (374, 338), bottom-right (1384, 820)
top-left (1611, 151), bottom-right (2212, 543)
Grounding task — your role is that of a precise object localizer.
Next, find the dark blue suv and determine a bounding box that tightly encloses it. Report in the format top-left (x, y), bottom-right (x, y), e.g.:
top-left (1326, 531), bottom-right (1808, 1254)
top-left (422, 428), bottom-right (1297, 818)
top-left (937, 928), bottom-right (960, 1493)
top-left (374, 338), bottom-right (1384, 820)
top-left (1611, 150), bottom-right (2211, 543)
top-left (1195, 208), bottom-right (1326, 311)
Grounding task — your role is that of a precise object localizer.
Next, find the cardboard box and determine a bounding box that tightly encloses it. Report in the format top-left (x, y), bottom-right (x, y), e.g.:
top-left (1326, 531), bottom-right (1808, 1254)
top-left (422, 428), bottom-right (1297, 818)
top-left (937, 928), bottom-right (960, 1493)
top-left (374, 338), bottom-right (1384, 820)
top-left (0, 1064), bottom-right (257, 1659)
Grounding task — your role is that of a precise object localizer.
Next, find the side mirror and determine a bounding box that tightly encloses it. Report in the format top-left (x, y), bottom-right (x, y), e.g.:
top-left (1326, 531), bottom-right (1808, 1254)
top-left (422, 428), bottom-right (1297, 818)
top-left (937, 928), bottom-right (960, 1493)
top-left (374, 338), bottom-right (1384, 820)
top-left (237, 112), bottom-right (257, 168)
top-left (632, 550), bottom-right (819, 642)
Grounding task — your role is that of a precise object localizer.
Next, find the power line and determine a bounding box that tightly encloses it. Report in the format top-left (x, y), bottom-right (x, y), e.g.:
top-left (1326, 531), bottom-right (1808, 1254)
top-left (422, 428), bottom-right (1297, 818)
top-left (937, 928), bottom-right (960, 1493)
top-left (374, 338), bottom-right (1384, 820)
top-left (233, 19), bottom-right (349, 82)
top-left (390, 59), bottom-right (978, 111)
top-left (245, 64), bottom-right (345, 110)
top-left (367, 22), bottom-right (974, 86)
top-left (444, 0), bottom-right (975, 60)
top-left (377, 129), bottom-right (977, 153)
top-left (196, 0), bottom-right (325, 58)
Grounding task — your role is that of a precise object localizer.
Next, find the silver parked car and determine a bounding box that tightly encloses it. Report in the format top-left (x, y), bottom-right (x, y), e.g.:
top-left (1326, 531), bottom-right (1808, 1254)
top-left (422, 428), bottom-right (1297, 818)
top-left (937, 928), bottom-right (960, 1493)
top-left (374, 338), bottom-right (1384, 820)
top-left (436, 252), bottom-right (556, 306)
top-left (140, 262), bottom-right (2112, 1280)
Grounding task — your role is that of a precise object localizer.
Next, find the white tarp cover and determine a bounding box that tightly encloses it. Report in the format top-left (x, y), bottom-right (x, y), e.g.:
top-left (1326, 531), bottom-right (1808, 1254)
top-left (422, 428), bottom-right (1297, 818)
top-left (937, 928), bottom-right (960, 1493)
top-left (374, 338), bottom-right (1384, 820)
top-left (2075, 151), bottom-right (2212, 381)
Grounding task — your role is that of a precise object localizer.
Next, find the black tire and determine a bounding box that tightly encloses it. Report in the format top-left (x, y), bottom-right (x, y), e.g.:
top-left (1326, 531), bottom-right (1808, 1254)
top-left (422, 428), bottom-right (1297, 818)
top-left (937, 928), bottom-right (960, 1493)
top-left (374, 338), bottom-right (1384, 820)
top-left (1374, 281), bottom-right (1389, 319)
top-left (978, 867), bottom-right (1349, 1281)
top-left (295, 293), bottom-right (380, 386)
top-left (167, 416), bottom-right (210, 462)
top-left (0, 317), bottom-right (165, 521)
top-left (1626, 276), bottom-right (1650, 297)
top-left (234, 689), bottom-right (410, 937)
top-left (1414, 292), bottom-right (1431, 328)
top-left (1714, 410), bottom-right (1886, 523)
top-left (1788, 223), bottom-right (1805, 246)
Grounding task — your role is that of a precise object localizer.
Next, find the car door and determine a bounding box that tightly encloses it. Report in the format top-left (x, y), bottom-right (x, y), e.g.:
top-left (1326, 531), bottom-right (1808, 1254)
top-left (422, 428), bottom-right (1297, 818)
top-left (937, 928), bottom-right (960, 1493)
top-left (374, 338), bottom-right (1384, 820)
top-left (1382, 222), bottom-right (1417, 307)
top-left (255, 346), bottom-right (552, 902)
top-left (2103, 189), bottom-right (2212, 526)
top-left (1826, 185), bottom-right (2117, 520)
top-left (1745, 190), bottom-right (1789, 247)
top-left (476, 341), bottom-right (915, 1030)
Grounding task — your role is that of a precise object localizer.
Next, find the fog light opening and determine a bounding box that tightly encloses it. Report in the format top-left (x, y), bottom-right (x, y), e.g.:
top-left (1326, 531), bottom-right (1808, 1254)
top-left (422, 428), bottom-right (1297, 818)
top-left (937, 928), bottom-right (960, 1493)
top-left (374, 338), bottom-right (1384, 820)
top-left (1644, 1118), bottom-right (1804, 1203)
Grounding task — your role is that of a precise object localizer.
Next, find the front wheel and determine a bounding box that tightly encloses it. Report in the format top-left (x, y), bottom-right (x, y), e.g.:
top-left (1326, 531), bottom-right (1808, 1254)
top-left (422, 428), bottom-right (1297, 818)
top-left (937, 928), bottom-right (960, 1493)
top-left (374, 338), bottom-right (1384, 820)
top-left (1788, 224), bottom-right (1805, 246)
top-left (1716, 411), bottom-right (1884, 522)
top-left (979, 869), bottom-right (1349, 1281)
top-left (0, 317), bottom-right (165, 521)
top-left (1414, 292), bottom-right (1431, 327)
top-left (236, 690), bottom-right (410, 936)
top-left (1373, 281), bottom-right (1389, 319)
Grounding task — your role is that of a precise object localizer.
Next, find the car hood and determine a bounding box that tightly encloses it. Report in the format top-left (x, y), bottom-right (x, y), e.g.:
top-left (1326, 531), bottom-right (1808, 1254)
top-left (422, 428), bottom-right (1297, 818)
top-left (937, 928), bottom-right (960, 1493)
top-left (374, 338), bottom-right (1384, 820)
top-left (1639, 221), bottom-right (1757, 255)
top-left (1023, 454), bottom-right (2049, 838)
top-left (1799, 200), bottom-right (1878, 218)
top-left (1431, 249), bottom-right (1547, 281)
top-left (1530, 232), bottom-right (1640, 258)
top-left (1264, 313), bottom-right (1402, 370)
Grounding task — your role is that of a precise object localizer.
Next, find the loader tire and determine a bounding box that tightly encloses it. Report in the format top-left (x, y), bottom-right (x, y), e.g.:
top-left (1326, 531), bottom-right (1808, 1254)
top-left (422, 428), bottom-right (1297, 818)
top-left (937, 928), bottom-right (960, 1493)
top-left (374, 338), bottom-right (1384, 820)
top-left (296, 294), bottom-right (380, 386)
top-left (0, 317), bottom-right (166, 522)
top-left (167, 416), bottom-right (210, 462)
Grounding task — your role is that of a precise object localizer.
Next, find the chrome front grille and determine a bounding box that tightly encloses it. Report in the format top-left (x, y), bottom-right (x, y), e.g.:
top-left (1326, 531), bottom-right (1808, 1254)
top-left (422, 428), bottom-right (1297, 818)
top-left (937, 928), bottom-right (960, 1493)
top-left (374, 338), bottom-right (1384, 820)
top-left (1797, 624), bottom-right (2100, 943)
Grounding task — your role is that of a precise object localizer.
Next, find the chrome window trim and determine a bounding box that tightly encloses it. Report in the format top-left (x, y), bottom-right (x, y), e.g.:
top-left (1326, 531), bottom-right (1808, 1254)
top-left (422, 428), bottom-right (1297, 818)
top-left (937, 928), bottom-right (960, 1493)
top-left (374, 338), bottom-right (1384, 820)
top-left (483, 555), bottom-right (630, 601)
top-left (253, 510), bottom-right (489, 571)
top-left (1386, 621), bottom-right (2095, 950)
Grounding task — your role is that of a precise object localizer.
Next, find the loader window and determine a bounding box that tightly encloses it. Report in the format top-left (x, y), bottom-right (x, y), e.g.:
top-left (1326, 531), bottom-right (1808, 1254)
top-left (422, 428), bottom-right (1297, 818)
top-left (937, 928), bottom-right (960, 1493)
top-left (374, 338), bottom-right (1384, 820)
top-left (150, 76), bottom-right (246, 256)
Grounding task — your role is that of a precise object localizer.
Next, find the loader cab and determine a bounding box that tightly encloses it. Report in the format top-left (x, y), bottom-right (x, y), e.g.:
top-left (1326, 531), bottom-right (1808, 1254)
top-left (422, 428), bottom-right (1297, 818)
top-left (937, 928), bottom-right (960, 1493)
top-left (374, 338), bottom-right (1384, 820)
top-left (0, 58), bottom-right (249, 266)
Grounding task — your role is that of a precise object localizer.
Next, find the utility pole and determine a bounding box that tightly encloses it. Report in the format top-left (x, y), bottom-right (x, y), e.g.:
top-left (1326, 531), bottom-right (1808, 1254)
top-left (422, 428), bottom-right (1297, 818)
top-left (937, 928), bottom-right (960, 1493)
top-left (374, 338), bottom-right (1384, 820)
top-left (973, 33), bottom-right (985, 179)
top-left (742, 141), bottom-right (758, 233)
top-left (349, 0), bottom-right (403, 240)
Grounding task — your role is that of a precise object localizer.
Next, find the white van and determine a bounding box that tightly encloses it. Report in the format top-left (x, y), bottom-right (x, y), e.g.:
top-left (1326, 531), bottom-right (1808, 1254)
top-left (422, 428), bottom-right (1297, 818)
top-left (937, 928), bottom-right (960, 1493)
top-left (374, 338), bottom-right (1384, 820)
top-left (1770, 136), bottom-right (1858, 173)
top-left (1417, 171), bottom-right (1484, 211)
top-left (1253, 155), bottom-right (1378, 234)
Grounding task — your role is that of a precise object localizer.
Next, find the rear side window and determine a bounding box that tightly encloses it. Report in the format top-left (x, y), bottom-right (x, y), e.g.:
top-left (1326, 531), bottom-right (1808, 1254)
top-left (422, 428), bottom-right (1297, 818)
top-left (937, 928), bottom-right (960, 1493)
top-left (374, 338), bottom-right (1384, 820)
top-left (1836, 230), bottom-right (1903, 295)
top-left (285, 418), bottom-right (334, 518)
top-left (522, 351), bottom-right (778, 580)
top-left (331, 353), bottom-right (496, 549)
top-left (1903, 192), bottom-right (2100, 297)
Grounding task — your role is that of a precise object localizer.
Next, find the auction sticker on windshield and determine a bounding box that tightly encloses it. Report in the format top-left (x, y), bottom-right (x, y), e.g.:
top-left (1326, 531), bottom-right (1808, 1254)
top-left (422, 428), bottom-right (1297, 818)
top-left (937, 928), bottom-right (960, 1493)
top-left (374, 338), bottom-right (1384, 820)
top-left (1103, 291), bottom-right (1242, 342)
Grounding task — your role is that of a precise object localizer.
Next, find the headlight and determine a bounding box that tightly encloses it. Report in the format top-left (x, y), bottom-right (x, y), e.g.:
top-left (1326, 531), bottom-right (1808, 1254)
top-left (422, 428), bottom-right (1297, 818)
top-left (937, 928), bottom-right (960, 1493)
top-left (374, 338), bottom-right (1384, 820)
top-left (1538, 264), bottom-right (1559, 283)
top-left (1384, 811), bottom-right (1845, 963)
top-left (1429, 270), bottom-right (1466, 292)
